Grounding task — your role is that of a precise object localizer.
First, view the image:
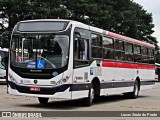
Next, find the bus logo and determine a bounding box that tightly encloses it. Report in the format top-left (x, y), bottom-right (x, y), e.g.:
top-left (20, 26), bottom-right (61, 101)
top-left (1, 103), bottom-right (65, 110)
top-left (90, 67), bottom-right (94, 75)
top-left (34, 80), bottom-right (38, 84)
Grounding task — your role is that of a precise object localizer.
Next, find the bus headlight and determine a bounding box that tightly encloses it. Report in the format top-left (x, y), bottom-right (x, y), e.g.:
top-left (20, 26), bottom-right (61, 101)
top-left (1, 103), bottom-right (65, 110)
top-left (55, 79), bottom-right (64, 86)
top-left (50, 75), bottom-right (71, 86)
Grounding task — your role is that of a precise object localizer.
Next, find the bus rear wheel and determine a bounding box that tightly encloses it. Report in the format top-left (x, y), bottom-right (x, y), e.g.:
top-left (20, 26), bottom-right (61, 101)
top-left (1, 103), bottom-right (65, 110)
top-left (38, 97), bottom-right (49, 104)
top-left (124, 80), bottom-right (140, 99)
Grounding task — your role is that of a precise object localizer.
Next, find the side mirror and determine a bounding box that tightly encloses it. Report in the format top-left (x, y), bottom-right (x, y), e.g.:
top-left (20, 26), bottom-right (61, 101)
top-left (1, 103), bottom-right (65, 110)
top-left (1, 58), bottom-right (5, 66)
top-left (1, 57), bottom-right (8, 70)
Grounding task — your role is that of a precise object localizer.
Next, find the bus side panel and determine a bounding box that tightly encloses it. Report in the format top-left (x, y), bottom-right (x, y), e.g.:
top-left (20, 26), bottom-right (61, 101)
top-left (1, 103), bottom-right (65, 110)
top-left (71, 66), bottom-right (90, 99)
top-left (138, 69), bottom-right (155, 90)
top-left (111, 68), bottom-right (134, 94)
top-left (101, 66), bottom-right (114, 95)
top-left (101, 61), bottom-right (134, 95)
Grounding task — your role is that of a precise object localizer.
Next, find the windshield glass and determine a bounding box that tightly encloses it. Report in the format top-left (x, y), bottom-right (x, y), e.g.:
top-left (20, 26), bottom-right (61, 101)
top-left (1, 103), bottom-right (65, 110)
top-left (11, 34), bottom-right (69, 69)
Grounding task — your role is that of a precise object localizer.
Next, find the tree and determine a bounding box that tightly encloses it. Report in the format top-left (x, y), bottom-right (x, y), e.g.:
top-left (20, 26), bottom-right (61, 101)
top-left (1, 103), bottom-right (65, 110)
top-left (0, 0), bottom-right (159, 62)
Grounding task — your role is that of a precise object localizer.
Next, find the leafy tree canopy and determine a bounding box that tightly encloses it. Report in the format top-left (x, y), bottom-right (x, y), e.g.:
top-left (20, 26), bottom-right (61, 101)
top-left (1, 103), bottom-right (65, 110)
top-left (0, 0), bottom-right (159, 60)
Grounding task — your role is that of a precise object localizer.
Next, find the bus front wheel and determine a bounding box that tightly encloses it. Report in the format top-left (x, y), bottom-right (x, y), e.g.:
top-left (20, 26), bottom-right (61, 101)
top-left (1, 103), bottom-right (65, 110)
top-left (38, 97), bottom-right (49, 104)
top-left (84, 83), bottom-right (94, 106)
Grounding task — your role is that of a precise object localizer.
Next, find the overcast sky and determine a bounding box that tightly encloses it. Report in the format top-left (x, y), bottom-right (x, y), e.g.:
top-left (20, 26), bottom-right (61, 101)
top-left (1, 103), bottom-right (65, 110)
top-left (133, 0), bottom-right (160, 45)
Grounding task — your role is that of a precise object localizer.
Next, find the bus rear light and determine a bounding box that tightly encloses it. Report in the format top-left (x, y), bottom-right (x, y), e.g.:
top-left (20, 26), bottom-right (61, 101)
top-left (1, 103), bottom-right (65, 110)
top-left (155, 74), bottom-right (158, 81)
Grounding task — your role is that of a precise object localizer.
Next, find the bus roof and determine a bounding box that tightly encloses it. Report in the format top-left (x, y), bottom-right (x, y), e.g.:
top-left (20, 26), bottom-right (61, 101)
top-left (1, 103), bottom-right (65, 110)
top-left (106, 31), bottom-right (155, 48)
top-left (87, 23), bottom-right (155, 49)
top-left (18, 19), bottom-right (71, 22)
top-left (16, 19), bottom-right (155, 48)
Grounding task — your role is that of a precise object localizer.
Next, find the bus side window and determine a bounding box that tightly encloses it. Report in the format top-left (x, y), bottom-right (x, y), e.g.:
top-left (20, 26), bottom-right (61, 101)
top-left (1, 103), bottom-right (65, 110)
top-left (141, 47), bottom-right (148, 64)
top-left (125, 42), bottom-right (133, 62)
top-left (91, 34), bottom-right (102, 58)
top-left (148, 48), bottom-right (155, 64)
top-left (114, 39), bottom-right (124, 61)
top-left (134, 45), bottom-right (141, 63)
top-left (103, 36), bottom-right (114, 60)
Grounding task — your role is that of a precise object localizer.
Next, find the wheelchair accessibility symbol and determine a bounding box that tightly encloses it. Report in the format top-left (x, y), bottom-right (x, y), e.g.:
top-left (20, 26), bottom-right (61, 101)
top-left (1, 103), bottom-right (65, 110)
top-left (37, 60), bottom-right (45, 69)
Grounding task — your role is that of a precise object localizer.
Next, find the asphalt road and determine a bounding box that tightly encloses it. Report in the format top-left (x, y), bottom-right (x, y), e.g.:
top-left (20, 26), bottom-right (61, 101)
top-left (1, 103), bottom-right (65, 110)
top-left (0, 82), bottom-right (160, 120)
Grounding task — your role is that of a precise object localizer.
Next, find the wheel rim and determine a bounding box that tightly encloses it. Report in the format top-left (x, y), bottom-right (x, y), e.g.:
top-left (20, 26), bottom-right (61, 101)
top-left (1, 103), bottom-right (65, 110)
top-left (134, 83), bottom-right (139, 96)
top-left (90, 88), bottom-right (94, 103)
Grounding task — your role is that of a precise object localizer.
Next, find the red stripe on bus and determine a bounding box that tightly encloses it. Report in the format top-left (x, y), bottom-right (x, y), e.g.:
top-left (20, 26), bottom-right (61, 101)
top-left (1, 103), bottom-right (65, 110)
top-left (102, 61), bottom-right (155, 70)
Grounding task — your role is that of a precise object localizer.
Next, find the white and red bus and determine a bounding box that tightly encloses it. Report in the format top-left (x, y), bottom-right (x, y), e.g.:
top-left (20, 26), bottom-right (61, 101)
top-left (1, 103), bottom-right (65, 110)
top-left (7, 19), bottom-right (155, 106)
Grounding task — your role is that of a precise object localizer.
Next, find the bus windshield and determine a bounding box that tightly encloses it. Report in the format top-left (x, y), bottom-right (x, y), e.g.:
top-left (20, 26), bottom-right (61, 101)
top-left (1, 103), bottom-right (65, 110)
top-left (11, 34), bottom-right (69, 69)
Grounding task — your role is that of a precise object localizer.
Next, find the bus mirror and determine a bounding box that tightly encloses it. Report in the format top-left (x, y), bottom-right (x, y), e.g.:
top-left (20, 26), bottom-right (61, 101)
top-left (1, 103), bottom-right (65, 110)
top-left (1, 57), bottom-right (8, 70)
top-left (1, 58), bottom-right (5, 66)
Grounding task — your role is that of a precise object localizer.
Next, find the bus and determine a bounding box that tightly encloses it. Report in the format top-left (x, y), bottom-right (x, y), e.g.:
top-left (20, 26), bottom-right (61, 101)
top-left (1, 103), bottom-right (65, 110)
top-left (7, 19), bottom-right (155, 106)
top-left (0, 47), bottom-right (8, 82)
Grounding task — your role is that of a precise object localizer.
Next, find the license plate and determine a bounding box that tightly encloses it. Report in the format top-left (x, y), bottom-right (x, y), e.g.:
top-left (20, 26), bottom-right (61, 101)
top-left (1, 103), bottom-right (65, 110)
top-left (30, 87), bottom-right (40, 92)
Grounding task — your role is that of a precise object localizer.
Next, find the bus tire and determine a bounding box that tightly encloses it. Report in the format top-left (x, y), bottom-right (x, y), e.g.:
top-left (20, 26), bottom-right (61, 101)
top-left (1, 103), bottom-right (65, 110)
top-left (84, 83), bottom-right (94, 106)
top-left (38, 97), bottom-right (49, 104)
top-left (124, 80), bottom-right (140, 99)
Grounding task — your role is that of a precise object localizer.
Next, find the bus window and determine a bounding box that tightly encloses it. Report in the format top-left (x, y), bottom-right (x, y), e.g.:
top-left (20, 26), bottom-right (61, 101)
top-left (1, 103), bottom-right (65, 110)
top-left (103, 37), bottom-right (114, 60)
top-left (91, 34), bottom-right (102, 58)
top-left (115, 39), bottom-right (124, 51)
top-left (103, 49), bottom-right (114, 60)
top-left (103, 37), bottom-right (114, 49)
top-left (141, 47), bottom-right (148, 64)
top-left (125, 42), bottom-right (133, 62)
top-left (148, 49), bottom-right (155, 64)
top-left (134, 45), bottom-right (141, 63)
top-left (115, 51), bottom-right (125, 61)
top-left (114, 39), bottom-right (124, 61)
